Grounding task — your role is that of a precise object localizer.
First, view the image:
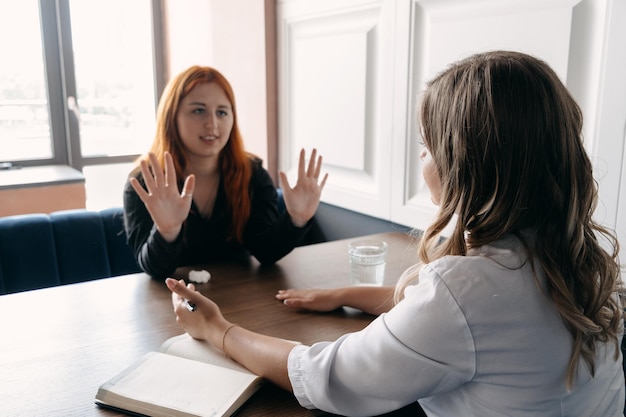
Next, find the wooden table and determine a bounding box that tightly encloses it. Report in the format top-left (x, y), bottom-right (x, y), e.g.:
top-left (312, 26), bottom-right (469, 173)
top-left (0, 232), bottom-right (424, 416)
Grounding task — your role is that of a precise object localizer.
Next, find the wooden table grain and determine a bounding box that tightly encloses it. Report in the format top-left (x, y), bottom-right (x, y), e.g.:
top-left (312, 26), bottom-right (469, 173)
top-left (0, 232), bottom-right (424, 417)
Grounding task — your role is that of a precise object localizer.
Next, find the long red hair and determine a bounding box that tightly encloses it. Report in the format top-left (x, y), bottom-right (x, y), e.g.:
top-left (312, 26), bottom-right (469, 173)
top-left (137, 65), bottom-right (253, 242)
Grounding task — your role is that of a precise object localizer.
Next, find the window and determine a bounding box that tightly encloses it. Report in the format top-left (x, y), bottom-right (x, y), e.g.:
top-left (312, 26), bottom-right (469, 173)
top-left (0, 1), bottom-right (51, 161)
top-left (0, 0), bottom-right (164, 209)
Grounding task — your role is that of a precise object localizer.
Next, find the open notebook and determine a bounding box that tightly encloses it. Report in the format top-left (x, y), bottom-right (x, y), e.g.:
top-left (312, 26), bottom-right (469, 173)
top-left (95, 333), bottom-right (263, 417)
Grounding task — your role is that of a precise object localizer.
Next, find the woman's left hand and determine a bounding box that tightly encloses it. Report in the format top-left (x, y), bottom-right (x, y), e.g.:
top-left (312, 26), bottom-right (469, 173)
top-left (276, 288), bottom-right (343, 312)
top-left (278, 148), bottom-right (328, 227)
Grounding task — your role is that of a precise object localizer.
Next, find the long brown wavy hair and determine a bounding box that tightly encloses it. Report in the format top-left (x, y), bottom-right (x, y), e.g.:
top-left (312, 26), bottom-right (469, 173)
top-left (133, 65), bottom-right (253, 242)
top-left (395, 51), bottom-right (623, 388)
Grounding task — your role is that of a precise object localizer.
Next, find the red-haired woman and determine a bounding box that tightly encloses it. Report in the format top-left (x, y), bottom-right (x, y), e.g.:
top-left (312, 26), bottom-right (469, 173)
top-left (123, 66), bottom-right (327, 279)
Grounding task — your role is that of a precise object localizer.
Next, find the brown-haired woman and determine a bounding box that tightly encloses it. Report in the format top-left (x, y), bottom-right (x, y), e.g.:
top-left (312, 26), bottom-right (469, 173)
top-left (124, 65), bottom-right (327, 279)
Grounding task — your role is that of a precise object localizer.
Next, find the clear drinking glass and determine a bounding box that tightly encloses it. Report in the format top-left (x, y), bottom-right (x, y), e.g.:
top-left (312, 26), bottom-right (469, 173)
top-left (348, 240), bottom-right (387, 286)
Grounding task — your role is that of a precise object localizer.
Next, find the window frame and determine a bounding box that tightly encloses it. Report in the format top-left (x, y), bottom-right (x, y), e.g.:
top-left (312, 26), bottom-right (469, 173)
top-left (5, 0), bottom-right (165, 171)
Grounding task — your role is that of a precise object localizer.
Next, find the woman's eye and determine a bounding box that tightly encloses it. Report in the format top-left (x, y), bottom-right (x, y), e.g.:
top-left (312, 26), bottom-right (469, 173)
top-left (192, 108), bottom-right (205, 115)
top-left (217, 110), bottom-right (228, 117)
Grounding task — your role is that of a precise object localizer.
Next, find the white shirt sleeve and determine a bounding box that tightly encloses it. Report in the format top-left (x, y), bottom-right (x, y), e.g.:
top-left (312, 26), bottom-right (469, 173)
top-left (287, 265), bottom-right (476, 416)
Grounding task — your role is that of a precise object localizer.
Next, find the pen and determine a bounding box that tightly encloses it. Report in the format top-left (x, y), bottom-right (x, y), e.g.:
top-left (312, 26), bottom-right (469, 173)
top-left (185, 301), bottom-right (197, 312)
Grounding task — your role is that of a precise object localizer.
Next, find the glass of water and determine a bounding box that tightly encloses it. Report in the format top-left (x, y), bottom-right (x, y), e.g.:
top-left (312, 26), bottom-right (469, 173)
top-left (348, 240), bottom-right (387, 286)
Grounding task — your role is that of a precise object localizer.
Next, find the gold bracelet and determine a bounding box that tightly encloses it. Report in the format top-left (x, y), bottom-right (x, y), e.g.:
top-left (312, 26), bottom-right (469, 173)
top-left (221, 323), bottom-right (239, 359)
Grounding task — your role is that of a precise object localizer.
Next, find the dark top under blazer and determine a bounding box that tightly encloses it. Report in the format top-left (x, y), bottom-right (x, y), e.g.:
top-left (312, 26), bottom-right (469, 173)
top-left (123, 158), bottom-right (313, 279)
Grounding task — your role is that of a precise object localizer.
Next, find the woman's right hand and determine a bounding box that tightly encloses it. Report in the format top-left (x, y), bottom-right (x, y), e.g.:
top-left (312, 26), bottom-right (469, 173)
top-left (166, 278), bottom-right (231, 346)
top-left (129, 152), bottom-right (195, 241)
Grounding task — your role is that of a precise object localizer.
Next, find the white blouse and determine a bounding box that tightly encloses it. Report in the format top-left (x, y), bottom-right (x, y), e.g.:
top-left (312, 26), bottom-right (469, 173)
top-left (287, 235), bottom-right (624, 416)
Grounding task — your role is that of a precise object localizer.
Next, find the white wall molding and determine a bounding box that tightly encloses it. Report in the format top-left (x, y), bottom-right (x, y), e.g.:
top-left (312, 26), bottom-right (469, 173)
top-left (278, 0), bottom-right (626, 249)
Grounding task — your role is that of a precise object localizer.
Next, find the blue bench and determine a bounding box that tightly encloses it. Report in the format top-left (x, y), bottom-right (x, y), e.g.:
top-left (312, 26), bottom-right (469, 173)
top-left (0, 208), bottom-right (141, 295)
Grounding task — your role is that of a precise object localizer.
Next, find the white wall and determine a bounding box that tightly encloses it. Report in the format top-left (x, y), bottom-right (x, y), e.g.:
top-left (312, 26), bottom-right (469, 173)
top-left (277, 0), bottom-right (626, 266)
top-left (590, 0), bottom-right (626, 270)
top-left (163, 0), bottom-right (270, 166)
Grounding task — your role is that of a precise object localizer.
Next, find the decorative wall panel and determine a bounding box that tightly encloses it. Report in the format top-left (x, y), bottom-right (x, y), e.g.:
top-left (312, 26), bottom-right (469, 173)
top-left (278, 0), bottom-right (397, 218)
top-left (278, 0), bottom-right (625, 252)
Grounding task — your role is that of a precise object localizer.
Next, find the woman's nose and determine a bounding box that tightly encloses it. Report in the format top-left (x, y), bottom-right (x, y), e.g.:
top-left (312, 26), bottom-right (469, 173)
top-left (204, 115), bottom-right (217, 130)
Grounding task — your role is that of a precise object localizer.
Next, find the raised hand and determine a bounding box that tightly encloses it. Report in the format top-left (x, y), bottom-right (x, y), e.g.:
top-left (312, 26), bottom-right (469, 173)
top-left (278, 148), bottom-right (328, 227)
top-left (129, 152), bottom-right (195, 241)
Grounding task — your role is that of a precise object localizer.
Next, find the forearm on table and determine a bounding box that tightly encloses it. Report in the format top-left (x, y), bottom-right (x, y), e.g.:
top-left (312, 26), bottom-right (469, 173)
top-left (336, 286), bottom-right (396, 315)
top-left (222, 325), bottom-right (295, 391)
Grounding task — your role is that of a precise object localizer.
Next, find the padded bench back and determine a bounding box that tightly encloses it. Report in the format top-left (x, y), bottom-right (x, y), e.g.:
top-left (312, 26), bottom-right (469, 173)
top-left (50, 210), bottom-right (112, 285)
top-left (100, 207), bottom-right (141, 277)
top-left (0, 208), bottom-right (140, 295)
top-left (0, 213), bottom-right (61, 294)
